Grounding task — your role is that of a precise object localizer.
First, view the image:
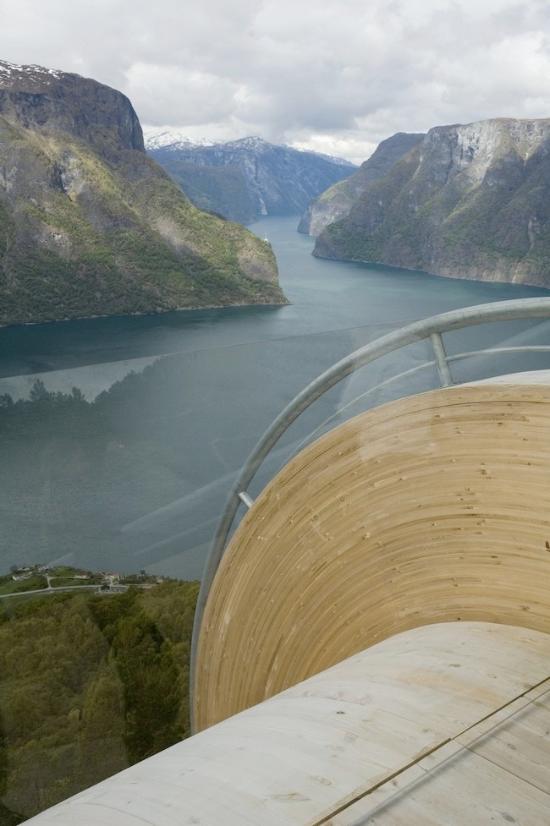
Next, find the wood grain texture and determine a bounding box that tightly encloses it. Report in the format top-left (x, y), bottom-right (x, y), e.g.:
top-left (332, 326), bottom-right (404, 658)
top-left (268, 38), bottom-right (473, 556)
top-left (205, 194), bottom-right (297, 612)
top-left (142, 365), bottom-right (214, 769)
top-left (195, 384), bottom-right (550, 730)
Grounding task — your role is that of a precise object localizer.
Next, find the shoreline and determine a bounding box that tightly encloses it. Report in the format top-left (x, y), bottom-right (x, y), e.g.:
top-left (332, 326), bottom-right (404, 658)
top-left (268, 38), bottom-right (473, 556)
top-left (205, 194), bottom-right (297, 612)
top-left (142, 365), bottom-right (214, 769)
top-left (0, 297), bottom-right (290, 331)
top-left (312, 249), bottom-right (550, 291)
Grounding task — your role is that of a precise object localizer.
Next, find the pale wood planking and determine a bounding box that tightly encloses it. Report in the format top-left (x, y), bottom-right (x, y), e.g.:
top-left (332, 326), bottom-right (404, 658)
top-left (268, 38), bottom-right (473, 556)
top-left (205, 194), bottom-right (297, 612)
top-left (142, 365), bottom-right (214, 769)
top-left (195, 384), bottom-right (550, 730)
top-left (328, 740), bottom-right (550, 826)
top-left (455, 688), bottom-right (550, 796)
top-left (26, 623), bottom-right (550, 826)
top-left (329, 686), bottom-right (550, 825)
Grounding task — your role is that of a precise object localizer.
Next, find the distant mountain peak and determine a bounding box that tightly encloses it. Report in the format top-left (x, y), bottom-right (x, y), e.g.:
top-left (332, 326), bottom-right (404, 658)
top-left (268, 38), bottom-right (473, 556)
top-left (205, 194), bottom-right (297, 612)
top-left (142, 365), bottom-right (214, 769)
top-left (223, 136), bottom-right (271, 151)
top-left (144, 133), bottom-right (277, 154)
top-left (144, 129), bottom-right (213, 151)
top-left (224, 137), bottom-right (356, 167)
top-left (148, 135), bottom-right (356, 224)
top-left (144, 131), bottom-right (355, 167)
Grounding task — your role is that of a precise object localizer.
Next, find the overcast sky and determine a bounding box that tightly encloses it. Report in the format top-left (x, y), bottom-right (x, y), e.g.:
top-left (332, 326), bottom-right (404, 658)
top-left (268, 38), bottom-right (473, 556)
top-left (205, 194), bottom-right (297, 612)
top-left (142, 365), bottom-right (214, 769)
top-left (2, 0), bottom-right (550, 162)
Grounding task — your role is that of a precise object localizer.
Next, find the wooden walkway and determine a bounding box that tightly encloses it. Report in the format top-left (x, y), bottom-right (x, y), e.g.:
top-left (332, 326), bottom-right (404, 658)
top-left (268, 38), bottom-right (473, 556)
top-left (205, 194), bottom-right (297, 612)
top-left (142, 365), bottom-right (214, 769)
top-left (328, 639), bottom-right (550, 824)
top-left (27, 622), bottom-right (550, 825)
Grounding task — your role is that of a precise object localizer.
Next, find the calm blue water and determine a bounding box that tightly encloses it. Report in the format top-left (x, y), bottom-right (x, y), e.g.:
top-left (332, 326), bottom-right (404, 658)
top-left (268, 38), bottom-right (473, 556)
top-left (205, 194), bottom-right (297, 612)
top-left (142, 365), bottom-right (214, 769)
top-left (1, 216), bottom-right (549, 578)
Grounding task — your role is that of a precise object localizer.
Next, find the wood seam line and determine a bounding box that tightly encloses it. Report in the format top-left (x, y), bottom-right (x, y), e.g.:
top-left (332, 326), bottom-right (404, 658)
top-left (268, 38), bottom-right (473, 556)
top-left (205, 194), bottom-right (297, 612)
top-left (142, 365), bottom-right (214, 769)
top-left (310, 674), bottom-right (550, 826)
top-left (463, 741), bottom-right (550, 799)
top-left (458, 683), bottom-right (550, 797)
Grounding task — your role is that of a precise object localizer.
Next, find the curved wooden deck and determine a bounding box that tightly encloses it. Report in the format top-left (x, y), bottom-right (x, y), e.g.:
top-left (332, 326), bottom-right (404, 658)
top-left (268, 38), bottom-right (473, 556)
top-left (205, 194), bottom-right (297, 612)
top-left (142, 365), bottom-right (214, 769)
top-left (195, 383), bottom-right (550, 731)
top-left (27, 622), bottom-right (550, 826)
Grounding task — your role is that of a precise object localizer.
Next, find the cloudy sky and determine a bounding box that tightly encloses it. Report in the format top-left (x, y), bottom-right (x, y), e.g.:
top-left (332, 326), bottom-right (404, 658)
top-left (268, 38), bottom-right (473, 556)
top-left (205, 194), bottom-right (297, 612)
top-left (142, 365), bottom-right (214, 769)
top-left (1, 0), bottom-right (550, 162)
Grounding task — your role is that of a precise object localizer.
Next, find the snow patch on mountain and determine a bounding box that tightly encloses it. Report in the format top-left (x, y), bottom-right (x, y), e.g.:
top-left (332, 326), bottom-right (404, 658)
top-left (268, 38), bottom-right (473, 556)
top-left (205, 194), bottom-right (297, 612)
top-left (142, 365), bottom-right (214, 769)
top-left (0, 59), bottom-right (63, 83)
top-left (144, 130), bottom-right (355, 167)
top-left (144, 128), bottom-right (213, 151)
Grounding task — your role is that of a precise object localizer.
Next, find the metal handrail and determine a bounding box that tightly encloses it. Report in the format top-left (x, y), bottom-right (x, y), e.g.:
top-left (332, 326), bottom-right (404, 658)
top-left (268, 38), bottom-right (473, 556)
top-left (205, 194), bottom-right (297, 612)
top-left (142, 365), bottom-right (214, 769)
top-left (190, 296), bottom-right (550, 730)
top-left (291, 345), bottom-right (550, 454)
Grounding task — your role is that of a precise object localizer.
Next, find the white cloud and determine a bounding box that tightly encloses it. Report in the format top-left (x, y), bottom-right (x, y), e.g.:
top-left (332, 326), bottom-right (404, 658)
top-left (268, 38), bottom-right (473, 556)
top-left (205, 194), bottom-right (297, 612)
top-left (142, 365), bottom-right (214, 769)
top-left (2, 0), bottom-right (550, 162)
top-left (288, 134), bottom-right (378, 166)
top-left (125, 64), bottom-right (242, 125)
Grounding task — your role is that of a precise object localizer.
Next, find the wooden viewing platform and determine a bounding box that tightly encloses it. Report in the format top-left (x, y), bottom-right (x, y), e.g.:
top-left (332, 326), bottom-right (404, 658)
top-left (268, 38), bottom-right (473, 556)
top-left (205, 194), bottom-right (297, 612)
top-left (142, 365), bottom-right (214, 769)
top-left (27, 621), bottom-right (550, 825)
top-left (195, 383), bottom-right (550, 730)
top-left (24, 297), bottom-right (550, 824)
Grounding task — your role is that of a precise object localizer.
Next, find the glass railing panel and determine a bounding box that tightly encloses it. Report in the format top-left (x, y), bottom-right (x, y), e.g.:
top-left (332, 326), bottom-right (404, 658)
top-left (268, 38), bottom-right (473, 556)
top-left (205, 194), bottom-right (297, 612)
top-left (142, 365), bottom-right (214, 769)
top-left (444, 317), bottom-right (550, 384)
top-left (246, 338), bottom-right (441, 503)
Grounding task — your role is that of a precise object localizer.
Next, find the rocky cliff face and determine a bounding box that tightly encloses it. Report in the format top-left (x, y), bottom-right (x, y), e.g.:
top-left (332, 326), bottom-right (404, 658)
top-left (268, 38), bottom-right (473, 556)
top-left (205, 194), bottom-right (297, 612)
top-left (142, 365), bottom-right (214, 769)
top-left (147, 135), bottom-right (356, 224)
top-left (314, 118), bottom-right (550, 288)
top-left (0, 61), bottom-right (285, 326)
top-left (299, 132), bottom-right (424, 236)
top-left (0, 61), bottom-right (144, 158)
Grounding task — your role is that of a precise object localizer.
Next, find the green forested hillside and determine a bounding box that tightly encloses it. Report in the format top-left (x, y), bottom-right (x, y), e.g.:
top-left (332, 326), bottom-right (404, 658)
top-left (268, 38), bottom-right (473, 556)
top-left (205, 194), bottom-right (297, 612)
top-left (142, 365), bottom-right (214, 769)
top-left (0, 581), bottom-right (198, 823)
top-left (0, 61), bottom-right (285, 326)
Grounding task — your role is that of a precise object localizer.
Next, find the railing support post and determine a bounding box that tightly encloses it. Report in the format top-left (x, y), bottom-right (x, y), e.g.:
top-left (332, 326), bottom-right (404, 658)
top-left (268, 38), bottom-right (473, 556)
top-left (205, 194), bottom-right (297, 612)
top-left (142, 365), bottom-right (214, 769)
top-left (238, 491), bottom-right (254, 509)
top-left (430, 332), bottom-right (453, 387)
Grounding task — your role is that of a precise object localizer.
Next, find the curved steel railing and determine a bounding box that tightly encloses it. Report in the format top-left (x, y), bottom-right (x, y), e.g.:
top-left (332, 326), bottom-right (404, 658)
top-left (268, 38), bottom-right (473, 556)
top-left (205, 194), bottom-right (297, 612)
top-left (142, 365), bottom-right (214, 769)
top-left (190, 296), bottom-right (550, 729)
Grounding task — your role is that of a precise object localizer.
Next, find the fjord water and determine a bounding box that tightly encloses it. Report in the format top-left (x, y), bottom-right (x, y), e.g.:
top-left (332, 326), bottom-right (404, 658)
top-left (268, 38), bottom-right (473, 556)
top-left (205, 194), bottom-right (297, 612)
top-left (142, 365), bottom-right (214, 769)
top-left (1, 216), bottom-right (549, 579)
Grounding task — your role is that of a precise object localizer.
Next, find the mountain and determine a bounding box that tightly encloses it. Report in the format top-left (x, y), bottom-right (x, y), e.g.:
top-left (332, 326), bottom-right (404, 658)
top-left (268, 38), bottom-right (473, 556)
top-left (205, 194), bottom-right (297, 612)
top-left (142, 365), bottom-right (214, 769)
top-left (145, 131), bottom-right (212, 151)
top-left (0, 61), bottom-right (285, 326)
top-left (146, 134), bottom-right (356, 224)
top-left (298, 132), bottom-right (424, 236)
top-left (314, 118), bottom-right (550, 289)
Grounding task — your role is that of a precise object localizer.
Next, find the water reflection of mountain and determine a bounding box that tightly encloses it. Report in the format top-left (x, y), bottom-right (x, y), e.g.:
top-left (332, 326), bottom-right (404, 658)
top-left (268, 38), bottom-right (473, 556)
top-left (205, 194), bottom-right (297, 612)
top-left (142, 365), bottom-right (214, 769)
top-left (3, 313), bottom-right (550, 580)
top-left (0, 335), bottom-right (380, 579)
top-left (0, 356), bottom-right (245, 579)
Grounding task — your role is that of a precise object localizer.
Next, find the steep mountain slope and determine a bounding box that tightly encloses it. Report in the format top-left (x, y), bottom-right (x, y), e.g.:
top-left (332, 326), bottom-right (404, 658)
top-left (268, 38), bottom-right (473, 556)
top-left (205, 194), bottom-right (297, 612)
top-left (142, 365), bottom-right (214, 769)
top-left (314, 118), bottom-right (550, 288)
top-left (150, 153), bottom-right (256, 224)
top-left (298, 132), bottom-right (424, 236)
top-left (147, 134), bottom-right (356, 224)
top-left (0, 62), bottom-right (285, 326)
